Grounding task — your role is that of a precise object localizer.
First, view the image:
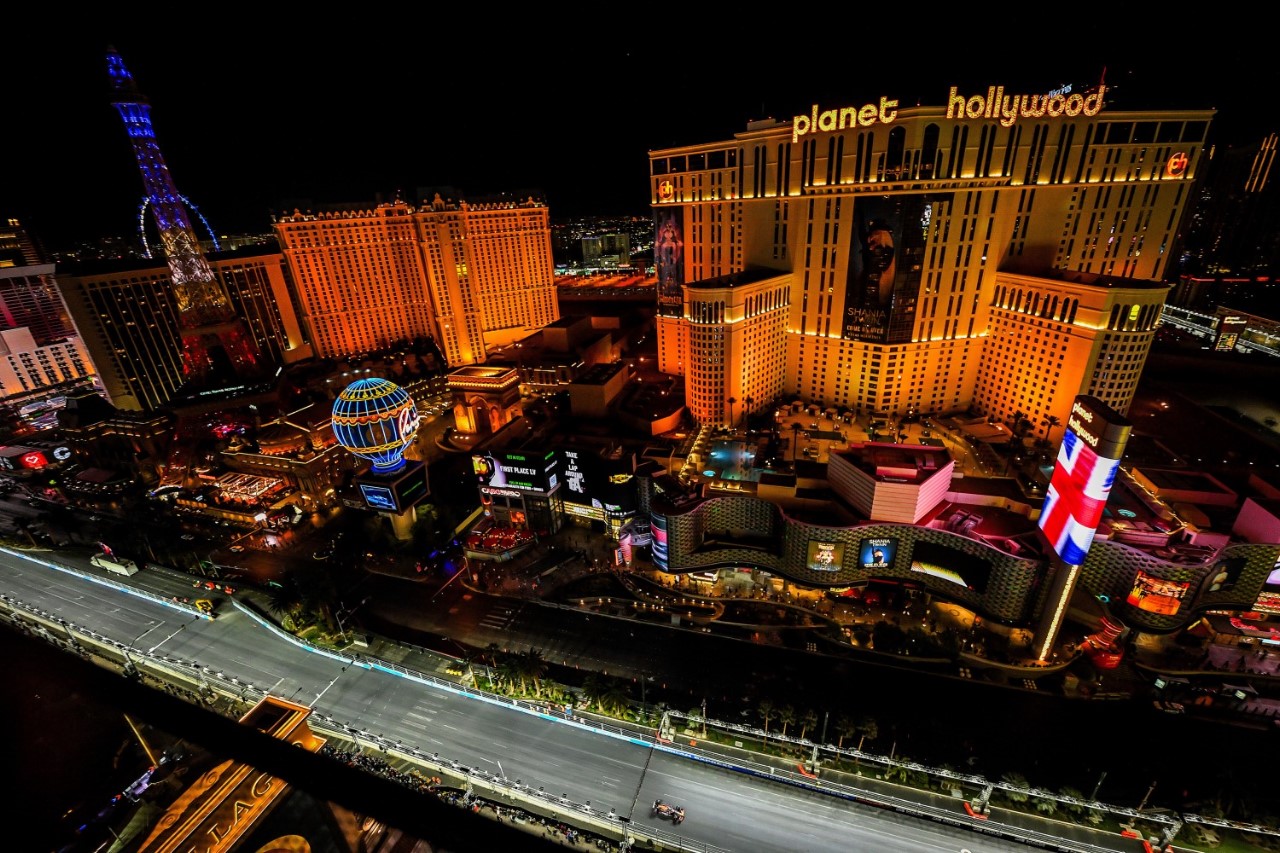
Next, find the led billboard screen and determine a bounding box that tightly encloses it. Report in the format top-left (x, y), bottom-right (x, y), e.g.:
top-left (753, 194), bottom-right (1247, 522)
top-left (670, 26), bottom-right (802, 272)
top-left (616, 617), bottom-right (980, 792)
top-left (909, 540), bottom-right (990, 593)
top-left (651, 513), bottom-right (669, 571)
top-left (806, 541), bottom-right (845, 572)
top-left (859, 538), bottom-right (897, 570)
top-left (1206, 557), bottom-right (1246, 593)
top-left (472, 451), bottom-right (557, 494)
top-left (1038, 396), bottom-right (1130, 565)
top-left (359, 483), bottom-right (398, 512)
top-left (1126, 570), bottom-right (1190, 615)
top-left (1254, 559), bottom-right (1280, 615)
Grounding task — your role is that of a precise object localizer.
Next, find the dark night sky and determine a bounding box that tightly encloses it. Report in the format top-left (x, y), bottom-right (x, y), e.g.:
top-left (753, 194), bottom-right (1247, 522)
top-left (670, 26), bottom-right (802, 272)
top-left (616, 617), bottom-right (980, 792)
top-left (3, 17), bottom-right (1275, 251)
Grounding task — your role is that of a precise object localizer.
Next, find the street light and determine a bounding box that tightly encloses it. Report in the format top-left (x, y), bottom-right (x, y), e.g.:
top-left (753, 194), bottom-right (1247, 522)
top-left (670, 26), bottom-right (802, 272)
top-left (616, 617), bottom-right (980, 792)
top-left (124, 622), bottom-right (158, 678)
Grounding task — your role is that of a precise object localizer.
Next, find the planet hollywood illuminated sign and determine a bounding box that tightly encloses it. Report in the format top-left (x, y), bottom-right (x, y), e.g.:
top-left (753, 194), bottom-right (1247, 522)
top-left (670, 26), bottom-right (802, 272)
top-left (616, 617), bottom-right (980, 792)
top-left (792, 84), bottom-right (1107, 142)
top-left (946, 85), bottom-right (1106, 126)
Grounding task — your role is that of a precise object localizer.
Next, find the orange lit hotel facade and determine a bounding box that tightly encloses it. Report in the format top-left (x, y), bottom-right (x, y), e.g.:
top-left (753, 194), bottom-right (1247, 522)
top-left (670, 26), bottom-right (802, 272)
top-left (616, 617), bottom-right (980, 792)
top-left (650, 84), bottom-right (1211, 435)
top-left (273, 197), bottom-right (558, 368)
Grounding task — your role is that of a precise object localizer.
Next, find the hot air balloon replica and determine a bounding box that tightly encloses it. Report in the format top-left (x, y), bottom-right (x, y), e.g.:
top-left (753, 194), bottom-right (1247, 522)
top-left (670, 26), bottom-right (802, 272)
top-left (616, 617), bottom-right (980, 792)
top-left (331, 377), bottom-right (429, 539)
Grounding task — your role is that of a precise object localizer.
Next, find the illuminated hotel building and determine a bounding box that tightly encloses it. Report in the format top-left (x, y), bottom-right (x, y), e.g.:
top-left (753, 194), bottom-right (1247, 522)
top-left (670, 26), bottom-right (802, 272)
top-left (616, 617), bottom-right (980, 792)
top-left (55, 251), bottom-right (309, 411)
top-left (976, 269), bottom-right (1167, 439)
top-left (650, 85), bottom-right (1212, 434)
top-left (273, 196), bottom-right (558, 368)
top-left (0, 219), bottom-right (98, 405)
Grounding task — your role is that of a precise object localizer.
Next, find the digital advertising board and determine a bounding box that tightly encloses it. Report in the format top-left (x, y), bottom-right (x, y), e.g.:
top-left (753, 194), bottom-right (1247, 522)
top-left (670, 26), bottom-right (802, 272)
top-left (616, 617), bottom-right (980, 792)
top-left (473, 450), bottom-right (558, 494)
top-left (559, 447), bottom-right (638, 516)
top-left (1214, 315), bottom-right (1248, 352)
top-left (651, 513), bottom-right (669, 571)
top-left (359, 483), bottom-right (398, 512)
top-left (859, 537), bottom-right (897, 570)
top-left (909, 540), bottom-right (991, 593)
top-left (1253, 559), bottom-right (1280, 615)
top-left (355, 459), bottom-right (428, 514)
top-left (806, 541), bottom-right (845, 572)
top-left (1038, 396), bottom-right (1131, 566)
top-left (1126, 570), bottom-right (1191, 615)
top-left (1206, 557), bottom-right (1246, 593)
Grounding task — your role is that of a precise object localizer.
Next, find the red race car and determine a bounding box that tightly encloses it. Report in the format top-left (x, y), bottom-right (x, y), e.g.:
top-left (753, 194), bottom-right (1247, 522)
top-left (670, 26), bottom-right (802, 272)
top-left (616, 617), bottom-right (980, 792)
top-left (651, 799), bottom-right (685, 824)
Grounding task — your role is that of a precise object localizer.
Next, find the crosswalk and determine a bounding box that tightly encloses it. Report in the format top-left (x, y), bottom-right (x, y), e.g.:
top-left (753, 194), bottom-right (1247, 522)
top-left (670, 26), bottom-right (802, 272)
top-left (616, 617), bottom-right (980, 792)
top-left (479, 604), bottom-right (522, 632)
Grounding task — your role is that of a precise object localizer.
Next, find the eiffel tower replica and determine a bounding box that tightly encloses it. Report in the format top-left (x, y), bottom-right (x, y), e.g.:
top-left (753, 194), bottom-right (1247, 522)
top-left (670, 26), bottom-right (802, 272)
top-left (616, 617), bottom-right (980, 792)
top-left (107, 46), bottom-right (263, 398)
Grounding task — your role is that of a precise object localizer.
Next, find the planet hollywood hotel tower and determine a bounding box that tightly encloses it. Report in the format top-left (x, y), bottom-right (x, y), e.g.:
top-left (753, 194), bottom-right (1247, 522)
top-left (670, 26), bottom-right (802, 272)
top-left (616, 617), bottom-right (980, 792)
top-left (650, 83), bottom-right (1213, 434)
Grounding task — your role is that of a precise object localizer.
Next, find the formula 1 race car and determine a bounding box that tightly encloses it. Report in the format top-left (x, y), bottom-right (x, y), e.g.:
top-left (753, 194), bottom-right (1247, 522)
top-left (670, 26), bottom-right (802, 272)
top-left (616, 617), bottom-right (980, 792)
top-left (651, 799), bottom-right (686, 824)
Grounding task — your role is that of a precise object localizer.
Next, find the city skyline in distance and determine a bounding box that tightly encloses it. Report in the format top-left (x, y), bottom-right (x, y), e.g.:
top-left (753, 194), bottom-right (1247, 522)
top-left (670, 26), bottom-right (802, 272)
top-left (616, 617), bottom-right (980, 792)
top-left (4, 20), bottom-right (1276, 252)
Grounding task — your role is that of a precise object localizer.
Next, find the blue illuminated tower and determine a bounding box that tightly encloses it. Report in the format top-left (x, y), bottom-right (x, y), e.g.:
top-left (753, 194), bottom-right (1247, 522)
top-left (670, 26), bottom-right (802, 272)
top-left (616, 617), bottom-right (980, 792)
top-left (106, 46), bottom-right (261, 390)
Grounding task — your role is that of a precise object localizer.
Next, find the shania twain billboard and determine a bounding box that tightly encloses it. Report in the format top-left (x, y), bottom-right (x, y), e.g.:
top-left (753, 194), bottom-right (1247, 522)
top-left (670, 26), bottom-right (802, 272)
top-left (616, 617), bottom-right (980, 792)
top-left (842, 194), bottom-right (945, 344)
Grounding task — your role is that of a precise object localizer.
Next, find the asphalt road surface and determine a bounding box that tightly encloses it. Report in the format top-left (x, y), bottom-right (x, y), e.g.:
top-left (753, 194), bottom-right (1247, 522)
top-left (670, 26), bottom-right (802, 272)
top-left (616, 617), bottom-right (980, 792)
top-left (0, 547), bottom-right (1142, 853)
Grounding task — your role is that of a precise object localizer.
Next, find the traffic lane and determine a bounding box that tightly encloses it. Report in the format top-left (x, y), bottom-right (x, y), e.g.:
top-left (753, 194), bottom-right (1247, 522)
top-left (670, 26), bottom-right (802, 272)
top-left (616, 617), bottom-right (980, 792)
top-left (639, 749), bottom-right (1037, 853)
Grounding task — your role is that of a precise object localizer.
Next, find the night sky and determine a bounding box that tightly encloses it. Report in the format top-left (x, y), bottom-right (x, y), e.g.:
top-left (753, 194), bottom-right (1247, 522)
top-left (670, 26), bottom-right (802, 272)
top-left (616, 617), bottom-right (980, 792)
top-left (4, 17), bottom-right (1275, 251)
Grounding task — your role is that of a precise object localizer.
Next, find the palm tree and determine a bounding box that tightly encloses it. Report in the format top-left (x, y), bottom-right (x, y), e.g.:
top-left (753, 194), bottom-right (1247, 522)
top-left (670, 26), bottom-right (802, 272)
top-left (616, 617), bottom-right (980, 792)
top-left (790, 422), bottom-right (802, 462)
top-left (582, 673), bottom-right (609, 712)
top-left (483, 642), bottom-right (502, 670)
top-left (776, 704), bottom-right (796, 738)
top-left (727, 396), bottom-right (737, 430)
top-left (1043, 414), bottom-right (1062, 444)
top-left (757, 698), bottom-right (775, 735)
top-left (1057, 786), bottom-right (1086, 820)
top-left (290, 562), bottom-right (341, 634)
top-left (266, 580), bottom-right (304, 629)
top-left (856, 715), bottom-right (878, 751)
top-left (799, 708), bottom-right (819, 741)
top-left (599, 678), bottom-right (632, 716)
top-left (743, 395), bottom-right (755, 428)
top-left (515, 648), bottom-right (548, 697)
top-left (495, 655), bottom-right (521, 694)
top-left (1000, 771), bottom-right (1031, 806)
top-left (834, 715), bottom-right (858, 749)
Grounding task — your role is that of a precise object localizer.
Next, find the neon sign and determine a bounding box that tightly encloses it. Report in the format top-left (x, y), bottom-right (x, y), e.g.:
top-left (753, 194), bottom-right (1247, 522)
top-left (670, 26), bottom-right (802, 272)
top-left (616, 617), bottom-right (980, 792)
top-left (793, 84), bottom-right (1107, 143)
top-left (1165, 152), bottom-right (1189, 178)
top-left (947, 86), bottom-right (1107, 127)
top-left (792, 98), bottom-right (899, 142)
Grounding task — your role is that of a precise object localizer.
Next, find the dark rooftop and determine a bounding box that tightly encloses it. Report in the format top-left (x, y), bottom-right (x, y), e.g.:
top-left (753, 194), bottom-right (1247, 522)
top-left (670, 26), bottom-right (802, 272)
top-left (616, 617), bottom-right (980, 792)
top-left (686, 267), bottom-right (786, 291)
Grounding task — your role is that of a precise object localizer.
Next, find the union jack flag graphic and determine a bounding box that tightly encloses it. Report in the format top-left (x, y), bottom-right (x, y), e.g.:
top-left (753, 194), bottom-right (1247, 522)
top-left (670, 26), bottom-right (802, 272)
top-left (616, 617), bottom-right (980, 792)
top-left (1038, 428), bottom-right (1120, 566)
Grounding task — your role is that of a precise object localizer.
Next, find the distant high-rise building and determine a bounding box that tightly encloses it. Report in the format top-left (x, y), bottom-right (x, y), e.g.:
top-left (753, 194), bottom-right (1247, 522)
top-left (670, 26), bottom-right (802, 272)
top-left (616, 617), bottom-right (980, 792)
top-left (650, 84), bottom-right (1212, 436)
top-left (106, 47), bottom-right (264, 394)
top-left (0, 217), bottom-right (48, 267)
top-left (0, 218), bottom-right (97, 408)
top-left (0, 219), bottom-right (74, 345)
top-left (1178, 132), bottom-right (1280, 278)
top-left (273, 195), bottom-right (558, 366)
top-left (582, 232), bottom-right (631, 269)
